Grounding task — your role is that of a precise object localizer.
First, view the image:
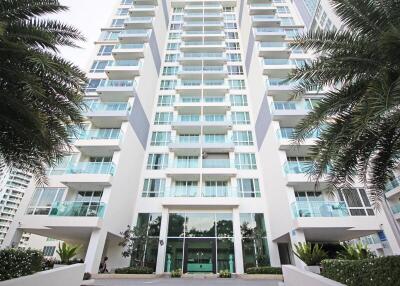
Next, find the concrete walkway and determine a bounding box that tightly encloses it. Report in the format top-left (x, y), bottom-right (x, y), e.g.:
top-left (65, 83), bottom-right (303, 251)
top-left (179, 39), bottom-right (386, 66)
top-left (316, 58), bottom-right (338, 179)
top-left (89, 278), bottom-right (281, 286)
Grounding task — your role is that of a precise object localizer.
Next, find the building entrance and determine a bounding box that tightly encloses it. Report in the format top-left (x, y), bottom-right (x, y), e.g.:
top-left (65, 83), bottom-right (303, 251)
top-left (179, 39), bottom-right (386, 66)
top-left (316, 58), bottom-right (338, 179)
top-left (183, 238), bottom-right (215, 273)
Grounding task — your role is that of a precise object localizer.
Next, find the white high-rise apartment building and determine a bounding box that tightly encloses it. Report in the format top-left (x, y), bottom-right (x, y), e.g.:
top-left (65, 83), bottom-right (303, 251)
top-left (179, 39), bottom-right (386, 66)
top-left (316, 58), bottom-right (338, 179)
top-left (0, 162), bottom-right (32, 245)
top-left (4, 0), bottom-right (400, 274)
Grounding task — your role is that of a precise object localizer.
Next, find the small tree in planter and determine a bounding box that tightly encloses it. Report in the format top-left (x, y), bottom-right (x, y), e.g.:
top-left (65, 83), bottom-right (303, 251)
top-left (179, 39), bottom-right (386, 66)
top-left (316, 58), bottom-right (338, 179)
top-left (119, 224), bottom-right (151, 268)
top-left (293, 242), bottom-right (327, 274)
top-left (56, 243), bottom-right (80, 265)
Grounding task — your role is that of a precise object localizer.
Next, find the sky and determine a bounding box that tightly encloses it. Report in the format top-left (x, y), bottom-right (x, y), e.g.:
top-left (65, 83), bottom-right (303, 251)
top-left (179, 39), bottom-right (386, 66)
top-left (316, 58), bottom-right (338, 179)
top-left (54, 0), bottom-right (119, 69)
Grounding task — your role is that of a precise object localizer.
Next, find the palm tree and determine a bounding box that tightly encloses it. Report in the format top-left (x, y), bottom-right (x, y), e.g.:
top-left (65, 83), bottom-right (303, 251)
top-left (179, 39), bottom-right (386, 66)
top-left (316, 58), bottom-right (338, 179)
top-left (0, 0), bottom-right (86, 181)
top-left (289, 0), bottom-right (400, 207)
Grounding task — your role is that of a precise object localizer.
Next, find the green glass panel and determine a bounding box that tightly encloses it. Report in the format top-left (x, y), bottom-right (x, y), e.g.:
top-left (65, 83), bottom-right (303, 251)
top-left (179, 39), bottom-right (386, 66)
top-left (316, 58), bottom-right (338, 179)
top-left (185, 213), bottom-right (215, 237)
top-left (165, 238), bottom-right (183, 272)
top-left (242, 238), bottom-right (270, 272)
top-left (217, 238), bottom-right (235, 273)
top-left (216, 213), bottom-right (233, 237)
top-left (168, 213), bottom-right (185, 237)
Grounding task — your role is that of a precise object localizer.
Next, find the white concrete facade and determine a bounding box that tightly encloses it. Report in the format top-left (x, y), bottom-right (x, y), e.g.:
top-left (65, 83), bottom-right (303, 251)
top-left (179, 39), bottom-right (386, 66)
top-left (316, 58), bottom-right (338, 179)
top-left (2, 0), bottom-right (400, 276)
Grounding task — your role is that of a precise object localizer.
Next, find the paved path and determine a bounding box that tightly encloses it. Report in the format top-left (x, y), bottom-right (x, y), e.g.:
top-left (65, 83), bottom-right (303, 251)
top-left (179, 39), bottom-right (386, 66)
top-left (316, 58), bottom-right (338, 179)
top-left (91, 278), bottom-right (281, 286)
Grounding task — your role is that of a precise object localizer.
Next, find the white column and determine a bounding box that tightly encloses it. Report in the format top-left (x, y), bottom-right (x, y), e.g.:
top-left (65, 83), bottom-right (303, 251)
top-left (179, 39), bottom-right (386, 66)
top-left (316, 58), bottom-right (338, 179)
top-left (232, 207), bottom-right (244, 274)
top-left (85, 229), bottom-right (107, 273)
top-left (289, 229), bottom-right (307, 269)
top-left (269, 241), bottom-right (281, 266)
top-left (155, 207), bottom-right (169, 274)
top-left (1, 228), bottom-right (23, 249)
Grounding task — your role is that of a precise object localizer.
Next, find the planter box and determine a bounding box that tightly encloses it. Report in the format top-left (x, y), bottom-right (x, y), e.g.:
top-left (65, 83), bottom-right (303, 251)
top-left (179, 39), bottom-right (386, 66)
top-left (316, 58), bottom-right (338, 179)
top-left (237, 274), bottom-right (284, 280)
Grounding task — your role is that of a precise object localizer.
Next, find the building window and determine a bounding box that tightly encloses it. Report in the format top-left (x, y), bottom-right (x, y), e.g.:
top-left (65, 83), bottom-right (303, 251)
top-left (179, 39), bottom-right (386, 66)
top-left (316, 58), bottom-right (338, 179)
top-left (154, 112), bottom-right (173, 125)
top-left (232, 131), bottom-right (253, 145)
top-left (157, 95), bottom-right (175, 106)
top-left (235, 153), bottom-right (257, 169)
top-left (240, 213), bottom-right (269, 270)
top-left (101, 31), bottom-right (120, 41)
top-left (162, 66), bottom-right (179, 75)
top-left (85, 79), bottom-right (102, 93)
top-left (89, 61), bottom-right (110, 73)
top-left (226, 42), bottom-right (240, 50)
top-left (237, 179), bottom-right (260, 197)
top-left (147, 154), bottom-right (169, 170)
top-left (165, 53), bottom-right (179, 62)
top-left (232, 112), bottom-right (250, 124)
top-left (276, 6), bottom-right (290, 14)
top-left (338, 189), bottom-right (374, 216)
top-left (230, 94), bottom-right (248, 106)
top-left (225, 32), bottom-right (238, 39)
top-left (171, 15), bottom-right (183, 22)
top-left (26, 188), bottom-right (65, 215)
top-left (160, 80), bottom-right (177, 90)
top-left (224, 23), bottom-right (237, 29)
top-left (224, 14), bottom-right (236, 20)
top-left (229, 80), bottom-right (246, 90)
top-left (150, 132), bottom-right (171, 146)
top-left (111, 19), bottom-right (125, 27)
top-left (142, 179), bottom-right (166, 197)
top-left (167, 43), bottom-right (180, 50)
top-left (169, 33), bottom-right (181, 39)
top-left (43, 246), bottom-right (56, 257)
top-left (120, 0), bottom-right (133, 4)
top-left (97, 45), bottom-right (114, 56)
top-left (228, 65), bottom-right (243, 75)
top-left (227, 53), bottom-right (241, 62)
top-left (116, 8), bottom-right (129, 16)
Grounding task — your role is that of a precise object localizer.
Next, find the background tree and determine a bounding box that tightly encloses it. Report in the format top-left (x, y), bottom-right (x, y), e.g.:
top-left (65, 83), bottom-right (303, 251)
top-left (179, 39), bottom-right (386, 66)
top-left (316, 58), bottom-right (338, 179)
top-left (289, 0), bottom-right (400, 207)
top-left (0, 0), bottom-right (86, 181)
top-left (119, 224), bottom-right (150, 267)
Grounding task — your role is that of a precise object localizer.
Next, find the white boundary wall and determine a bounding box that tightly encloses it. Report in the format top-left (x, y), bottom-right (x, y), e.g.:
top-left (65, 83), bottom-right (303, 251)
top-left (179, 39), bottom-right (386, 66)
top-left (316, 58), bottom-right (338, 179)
top-left (282, 265), bottom-right (345, 286)
top-left (0, 264), bottom-right (85, 286)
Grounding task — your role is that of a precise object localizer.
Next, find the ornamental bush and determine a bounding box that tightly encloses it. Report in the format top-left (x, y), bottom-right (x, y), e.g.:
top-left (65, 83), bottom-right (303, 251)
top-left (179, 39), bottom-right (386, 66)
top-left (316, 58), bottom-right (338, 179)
top-left (114, 266), bottom-right (153, 274)
top-left (246, 266), bottom-right (282, 274)
top-left (321, 256), bottom-right (400, 286)
top-left (0, 248), bottom-right (44, 281)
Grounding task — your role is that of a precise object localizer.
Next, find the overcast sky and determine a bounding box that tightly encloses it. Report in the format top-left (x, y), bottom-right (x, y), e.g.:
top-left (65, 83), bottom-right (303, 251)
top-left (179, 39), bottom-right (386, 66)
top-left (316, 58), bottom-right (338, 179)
top-left (55, 0), bottom-right (119, 69)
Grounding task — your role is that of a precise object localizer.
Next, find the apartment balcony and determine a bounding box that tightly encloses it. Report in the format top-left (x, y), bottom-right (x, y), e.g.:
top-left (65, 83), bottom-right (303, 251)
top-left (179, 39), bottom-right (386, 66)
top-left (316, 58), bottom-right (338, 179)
top-left (118, 29), bottom-right (151, 43)
top-left (51, 162), bottom-right (115, 189)
top-left (165, 187), bottom-right (237, 198)
top-left (178, 65), bottom-right (228, 80)
top-left (184, 12), bottom-right (223, 20)
top-left (266, 78), bottom-right (296, 98)
top-left (49, 201), bottom-right (106, 218)
top-left (171, 115), bottom-right (232, 132)
top-left (270, 101), bottom-right (310, 125)
top-left (105, 60), bottom-right (141, 80)
top-left (254, 28), bottom-right (286, 41)
top-left (290, 201), bottom-right (381, 242)
top-left (169, 136), bottom-right (234, 152)
top-left (74, 129), bottom-right (123, 157)
top-left (390, 203), bottom-right (400, 220)
top-left (112, 43), bottom-right (145, 60)
top-left (263, 58), bottom-right (298, 76)
top-left (174, 96), bottom-right (230, 112)
top-left (96, 80), bottom-right (137, 101)
top-left (283, 161), bottom-right (329, 189)
top-left (183, 21), bottom-right (224, 30)
top-left (385, 176), bottom-right (400, 199)
top-left (180, 41), bottom-right (225, 52)
top-left (129, 5), bottom-right (155, 16)
top-left (124, 16), bottom-right (153, 28)
top-left (179, 52), bottom-right (227, 64)
top-left (258, 42), bottom-right (291, 58)
top-left (83, 101), bottom-right (131, 127)
top-left (181, 30), bottom-right (225, 40)
top-left (249, 3), bottom-right (276, 15)
top-left (252, 15), bottom-right (281, 27)
top-left (175, 79), bottom-right (229, 95)
top-left (166, 159), bottom-right (236, 180)
top-left (276, 129), bottom-right (317, 152)
top-left (133, 0), bottom-right (158, 5)
top-left (185, 3), bottom-right (223, 12)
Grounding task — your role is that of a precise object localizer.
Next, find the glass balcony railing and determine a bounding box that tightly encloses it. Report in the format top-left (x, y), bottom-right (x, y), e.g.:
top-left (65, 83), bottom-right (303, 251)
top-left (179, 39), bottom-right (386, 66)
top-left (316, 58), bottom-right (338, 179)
top-left (173, 160), bottom-right (200, 168)
top-left (283, 161), bottom-right (311, 174)
top-left (183, 30), bottom-right (224, 35)
top-left (255, 28), bottom-right (285, 33)
top-left (250, 3), bottom-right (274, 8)
top-left (183, 41), bottom-right (223, 46)
top-left (179, 80), bottom-right (226, 86)
top-left (390, 203), bottom-right (400, 214)
top-left (167, 187), bottom-right (199, 197)
top-left (84, 101), bottom-right (130, 112)
top-left (385, 176), bottom-right (400, 192)
top-left (49, 201), bottom-right (106, 217)
top-left (65, 162), bottom-right (115, 175)
top-left (178, 96), bottom-right (226, 103)
top-left (277, 128), bottom-right (320, 140)
top-left (107, 60), bottom-right (141, 67)
top-left (176, 115), bottom-right (201, 122)
top-left (113, 43), bottom-right (144, 49)
top-left (202, 159), bottom-right (231, 168)
top-left (186, 21), bottom-right (223, 25)
top-left (252, 15), bottom-right (280, 20)
top-left (291, 201), bottom-right (349, 218)
top-left (120, 29), bottom-right (150, 36)
top-left (259, 42), bottom-right (288, 48)
top-left (77, 129), bottom-right (122, 140)
top-left (176, 136), bottom-right (200, 144)
top-left (126, 17), bottom-right (153, 22)
top-left (267, 78), bottom-right (296, 86)
top-left (270, 101), bottom-right (310, 111)
top-left (172, 135), bottom-right (231, 144)
top-left (182, 52), bottom-right (225, 58)
top-left (98, 79), bottom-right (136, 88)
top-left (174, 115), bottom-right (230, 123)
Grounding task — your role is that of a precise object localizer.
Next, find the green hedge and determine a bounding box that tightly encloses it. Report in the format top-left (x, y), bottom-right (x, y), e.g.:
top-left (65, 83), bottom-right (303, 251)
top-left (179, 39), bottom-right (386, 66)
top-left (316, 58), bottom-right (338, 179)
top-left (114, 266), bottom-right (153, 274)
top-left (0, 248), bottom-right (43, 281)
top-left (246, 266), bottom-right (282, 274)
top-left (321, 256), bottom-right (400, 286)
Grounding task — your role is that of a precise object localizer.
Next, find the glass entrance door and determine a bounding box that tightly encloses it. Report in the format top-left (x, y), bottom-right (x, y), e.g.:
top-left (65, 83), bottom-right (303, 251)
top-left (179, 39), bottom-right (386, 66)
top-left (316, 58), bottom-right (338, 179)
top-left (183, 238), bottom-right (216, 273)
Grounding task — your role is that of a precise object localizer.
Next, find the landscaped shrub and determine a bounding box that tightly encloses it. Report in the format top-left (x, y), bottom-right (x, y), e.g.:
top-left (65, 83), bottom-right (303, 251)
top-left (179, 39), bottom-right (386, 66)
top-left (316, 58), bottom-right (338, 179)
top-left (219, 269), bottom-right (231, 278)
top-left (83, 272), bottom-right (92, 280)
top-left (0, 248), bottom-right (44, 281)
top-left (321, 256), bottom-right (400, 286)
top-left (114, 266), bottom-right (153, 274)
top-left (246, 266), bottom-right (282, 274)
top-left (170, 269), bottom-right (182, 278)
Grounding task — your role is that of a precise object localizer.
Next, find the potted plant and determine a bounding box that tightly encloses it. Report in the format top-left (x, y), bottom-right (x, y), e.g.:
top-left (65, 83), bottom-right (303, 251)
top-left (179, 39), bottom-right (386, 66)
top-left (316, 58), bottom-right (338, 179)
top-left (170, 269), bottom-right (182, 278)
top-left (293, 242), bottom-right (327, 274)
top-left (55, 242), bottom-right (80, 267)
top-left (219, 269), bottom-right (231, 278)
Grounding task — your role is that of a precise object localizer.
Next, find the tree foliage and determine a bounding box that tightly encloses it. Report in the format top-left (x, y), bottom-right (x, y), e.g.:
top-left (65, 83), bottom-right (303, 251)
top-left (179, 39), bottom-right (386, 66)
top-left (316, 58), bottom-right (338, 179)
top-left (289, 0), bottom-right (400, 207)
top-left (293, 242), bottom-right (328, 266)
top-left (0, 0), bottom-right (86, 181)
top-left (56, 242), bottom-right (80, 264)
